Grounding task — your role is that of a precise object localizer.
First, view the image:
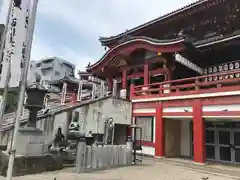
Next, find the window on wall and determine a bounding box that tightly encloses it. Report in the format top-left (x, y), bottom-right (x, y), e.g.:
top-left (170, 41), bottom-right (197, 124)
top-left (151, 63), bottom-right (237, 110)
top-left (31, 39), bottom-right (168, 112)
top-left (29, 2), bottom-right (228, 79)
top-left (135, 116), bottom-right (154, 142)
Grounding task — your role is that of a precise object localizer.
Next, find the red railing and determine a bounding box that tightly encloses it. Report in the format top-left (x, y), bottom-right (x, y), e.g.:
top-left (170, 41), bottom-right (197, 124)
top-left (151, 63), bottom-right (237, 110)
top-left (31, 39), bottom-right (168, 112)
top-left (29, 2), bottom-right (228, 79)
top-left (131, 70), bottom-right (240, 99)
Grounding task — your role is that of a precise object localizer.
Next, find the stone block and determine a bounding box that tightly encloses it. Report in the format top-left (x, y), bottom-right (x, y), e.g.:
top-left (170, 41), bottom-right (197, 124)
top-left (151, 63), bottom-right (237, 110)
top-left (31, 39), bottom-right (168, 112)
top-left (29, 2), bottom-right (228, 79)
top-left (15, 127), bottom-right (49, 157)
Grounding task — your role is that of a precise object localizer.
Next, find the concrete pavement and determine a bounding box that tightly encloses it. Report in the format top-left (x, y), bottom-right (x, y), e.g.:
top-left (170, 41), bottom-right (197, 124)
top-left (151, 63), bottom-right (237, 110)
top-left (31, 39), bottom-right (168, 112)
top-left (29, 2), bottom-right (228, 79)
top-left (0, 158), bottom-right (238, 180)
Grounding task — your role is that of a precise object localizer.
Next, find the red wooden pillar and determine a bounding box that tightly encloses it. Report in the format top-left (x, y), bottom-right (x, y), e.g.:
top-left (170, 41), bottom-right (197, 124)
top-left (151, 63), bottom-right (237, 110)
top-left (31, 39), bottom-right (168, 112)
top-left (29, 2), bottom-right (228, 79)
top-left (193, 99), bottom-right (206, 163)
top-left (122, 69), bottom-right (127, 89)
top-left (166, 68), bottom-right (172, 81)
top-left (155, 103), bottom-right (165, 157)
top-left (144, 63), bottom-right (149, 85)
top-left (107, 77), bottom-right (113, 91)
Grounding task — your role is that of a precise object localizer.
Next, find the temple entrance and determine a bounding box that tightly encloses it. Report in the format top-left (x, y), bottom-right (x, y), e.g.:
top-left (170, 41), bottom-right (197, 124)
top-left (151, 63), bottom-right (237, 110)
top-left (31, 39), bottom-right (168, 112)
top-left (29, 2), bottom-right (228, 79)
top-left (165, 118), bottom-right (192, 158)
top-left (205, 121), bottom-right (240, 164)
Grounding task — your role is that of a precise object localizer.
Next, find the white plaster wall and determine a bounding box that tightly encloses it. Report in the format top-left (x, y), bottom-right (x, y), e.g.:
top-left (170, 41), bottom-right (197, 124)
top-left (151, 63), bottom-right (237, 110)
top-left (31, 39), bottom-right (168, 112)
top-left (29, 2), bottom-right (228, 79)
top-left (133, 108), bottom-right (156, 113)
top-left (163, 106), bottom-right (193, 112)
top-left (203, 104), bottom-right (240, 112)
top-left (180, 120), bottom-right (191, 157)
top-left (137, 146), bottom-right (155, 156)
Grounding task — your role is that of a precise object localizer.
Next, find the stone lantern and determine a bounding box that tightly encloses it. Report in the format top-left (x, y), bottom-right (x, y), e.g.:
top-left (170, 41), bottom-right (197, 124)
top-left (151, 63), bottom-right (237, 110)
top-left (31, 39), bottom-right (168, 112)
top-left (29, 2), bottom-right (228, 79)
top-left (24, 82), bottom-right (48, 130)
top-left (15, 76), bottom-right (50, 157)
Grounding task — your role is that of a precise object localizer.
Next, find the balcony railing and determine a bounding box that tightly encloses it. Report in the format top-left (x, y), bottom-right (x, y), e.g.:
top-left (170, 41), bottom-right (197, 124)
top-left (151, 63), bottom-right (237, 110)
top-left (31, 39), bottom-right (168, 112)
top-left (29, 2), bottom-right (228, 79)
top-left (131, 70), bottom-right (240, 99)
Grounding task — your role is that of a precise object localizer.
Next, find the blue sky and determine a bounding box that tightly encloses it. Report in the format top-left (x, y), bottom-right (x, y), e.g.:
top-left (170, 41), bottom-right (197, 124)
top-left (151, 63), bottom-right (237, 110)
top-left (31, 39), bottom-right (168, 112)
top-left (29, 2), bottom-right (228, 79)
top-left (0, 0), bottom-right (194, 71)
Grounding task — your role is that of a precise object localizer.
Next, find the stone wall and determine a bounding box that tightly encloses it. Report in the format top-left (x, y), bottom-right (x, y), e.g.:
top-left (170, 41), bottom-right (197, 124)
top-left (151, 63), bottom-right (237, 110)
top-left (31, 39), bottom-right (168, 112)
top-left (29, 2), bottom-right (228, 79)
top-left (1, 97), bottom-right (132, 146)
top-left (72, 97), bottom-right (131, 135)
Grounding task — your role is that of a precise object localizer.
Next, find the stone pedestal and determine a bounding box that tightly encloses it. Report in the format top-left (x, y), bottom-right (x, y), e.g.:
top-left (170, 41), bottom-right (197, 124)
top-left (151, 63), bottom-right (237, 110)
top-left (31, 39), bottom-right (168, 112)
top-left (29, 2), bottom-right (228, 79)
top-left (15, 127), bottom-right (49, 157)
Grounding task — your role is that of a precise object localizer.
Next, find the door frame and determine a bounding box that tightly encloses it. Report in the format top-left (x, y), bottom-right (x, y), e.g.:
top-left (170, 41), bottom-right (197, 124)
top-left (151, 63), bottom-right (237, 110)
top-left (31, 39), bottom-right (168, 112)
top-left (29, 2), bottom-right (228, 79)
top-left (215, 128), bottom-right (233, 163)
top-left (205, 126), bottom-right (240, 164)
top-left (232, 129), bottom-right (240, 164)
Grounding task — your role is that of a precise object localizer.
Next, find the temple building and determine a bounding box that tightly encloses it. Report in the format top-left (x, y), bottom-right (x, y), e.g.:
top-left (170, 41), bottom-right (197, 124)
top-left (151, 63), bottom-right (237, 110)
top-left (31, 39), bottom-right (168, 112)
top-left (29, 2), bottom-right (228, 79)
top-left (86, 0), bottom-right (240, 164)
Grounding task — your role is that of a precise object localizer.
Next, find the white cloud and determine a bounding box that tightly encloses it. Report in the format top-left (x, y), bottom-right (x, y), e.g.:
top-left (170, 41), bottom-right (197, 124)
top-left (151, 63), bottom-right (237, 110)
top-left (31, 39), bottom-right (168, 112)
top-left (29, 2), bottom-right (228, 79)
top-left (37, 0), bottom-right (195, 37)
top-left (31, 34), bottom-right (56, 60)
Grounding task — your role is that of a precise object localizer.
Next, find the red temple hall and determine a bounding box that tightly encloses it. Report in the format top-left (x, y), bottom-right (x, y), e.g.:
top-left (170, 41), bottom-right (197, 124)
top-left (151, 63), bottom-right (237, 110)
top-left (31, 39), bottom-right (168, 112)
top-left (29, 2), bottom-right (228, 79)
top-left (87, 0), bottom-right (240, 164)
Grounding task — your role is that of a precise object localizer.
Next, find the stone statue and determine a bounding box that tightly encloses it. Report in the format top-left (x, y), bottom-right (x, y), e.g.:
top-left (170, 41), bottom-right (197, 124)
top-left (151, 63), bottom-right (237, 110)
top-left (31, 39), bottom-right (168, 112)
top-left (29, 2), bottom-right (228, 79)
top-left (104, 117), bottom-right (114, 145)
top-left (53, 127), bottom-right (66, 148)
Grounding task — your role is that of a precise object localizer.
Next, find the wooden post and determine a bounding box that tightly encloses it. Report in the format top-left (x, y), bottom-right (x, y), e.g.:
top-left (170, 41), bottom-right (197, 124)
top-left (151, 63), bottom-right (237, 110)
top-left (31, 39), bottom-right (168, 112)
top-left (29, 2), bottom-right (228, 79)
top-left (144, 63), bottom-right (149, 85)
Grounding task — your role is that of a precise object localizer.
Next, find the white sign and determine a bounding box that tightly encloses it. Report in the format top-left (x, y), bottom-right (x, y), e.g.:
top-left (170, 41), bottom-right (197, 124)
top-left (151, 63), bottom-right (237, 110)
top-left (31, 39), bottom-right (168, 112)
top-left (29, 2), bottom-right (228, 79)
top-left (175, 53), bottom-right (203, 74)
top-left (0, 0), bottom-right (31, 88)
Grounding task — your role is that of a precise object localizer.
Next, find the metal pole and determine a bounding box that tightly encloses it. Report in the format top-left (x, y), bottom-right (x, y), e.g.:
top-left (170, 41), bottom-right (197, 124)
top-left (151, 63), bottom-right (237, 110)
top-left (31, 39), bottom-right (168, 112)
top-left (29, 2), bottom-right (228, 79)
top-left (0, 0), bottom-right (14, 127)
top-left (6, 0), bottom-right (39, 179)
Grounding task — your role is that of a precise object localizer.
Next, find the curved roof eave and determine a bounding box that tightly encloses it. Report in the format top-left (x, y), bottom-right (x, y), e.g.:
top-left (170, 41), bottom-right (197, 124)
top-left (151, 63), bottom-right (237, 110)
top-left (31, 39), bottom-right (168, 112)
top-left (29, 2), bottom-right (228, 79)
top-left (99, 0), bottom-right (206, 44)
top-left (87, 36), bottom-right (186, 71)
